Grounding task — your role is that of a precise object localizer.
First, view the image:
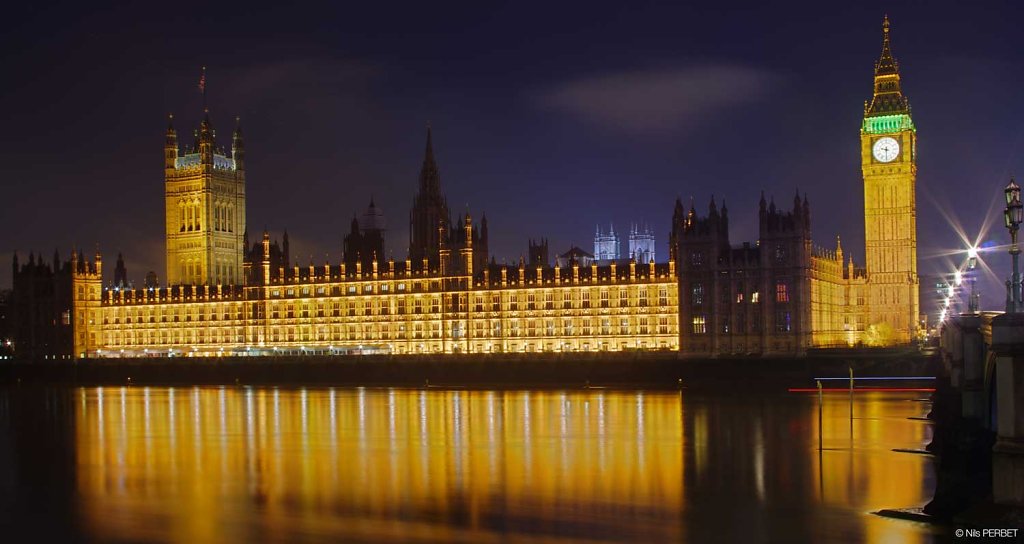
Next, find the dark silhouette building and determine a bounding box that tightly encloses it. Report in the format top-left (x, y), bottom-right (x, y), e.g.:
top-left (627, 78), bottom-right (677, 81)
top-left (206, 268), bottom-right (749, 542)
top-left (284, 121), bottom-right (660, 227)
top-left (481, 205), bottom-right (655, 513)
top-left (674, 193), bottom-right (812, 356)
top-left (111, 253), bottom-right (130, 289)
top-left (343, 198), bottom-right (387, 271)
top-left (528, 238), bottom-right (549, 267)
top-left (407, 126), bottom-right (488, 275)
top-left (408, 127), bottom-right (450, 271)
top-left (244, 230), bottom-right (291, 285)
top-left (10, 251), bottom-right (76, 359)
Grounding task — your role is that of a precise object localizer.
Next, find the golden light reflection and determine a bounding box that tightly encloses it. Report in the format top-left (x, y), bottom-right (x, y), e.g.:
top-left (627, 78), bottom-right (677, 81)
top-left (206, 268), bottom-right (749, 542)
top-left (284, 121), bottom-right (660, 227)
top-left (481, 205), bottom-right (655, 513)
top-left (73, 387), bottom-right (938, 543)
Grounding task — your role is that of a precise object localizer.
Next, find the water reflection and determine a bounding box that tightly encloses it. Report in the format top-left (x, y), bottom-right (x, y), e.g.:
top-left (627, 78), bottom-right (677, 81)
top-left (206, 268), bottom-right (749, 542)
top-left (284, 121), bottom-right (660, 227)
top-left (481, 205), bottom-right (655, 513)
top-left (52, 388), bottom-right (941, 541)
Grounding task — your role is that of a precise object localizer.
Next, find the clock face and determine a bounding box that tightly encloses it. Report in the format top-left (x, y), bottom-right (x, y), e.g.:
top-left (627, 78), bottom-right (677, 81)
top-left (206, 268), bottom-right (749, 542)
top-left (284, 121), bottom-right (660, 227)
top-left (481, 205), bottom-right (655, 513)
top-left (872, 136), bottom-right (900, 163)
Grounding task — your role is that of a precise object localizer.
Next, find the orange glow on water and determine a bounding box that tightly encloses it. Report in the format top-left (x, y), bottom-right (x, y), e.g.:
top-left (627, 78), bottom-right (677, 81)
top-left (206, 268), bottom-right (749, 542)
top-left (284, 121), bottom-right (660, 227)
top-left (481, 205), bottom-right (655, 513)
top-left (72, 387), bottom-right (939, 542)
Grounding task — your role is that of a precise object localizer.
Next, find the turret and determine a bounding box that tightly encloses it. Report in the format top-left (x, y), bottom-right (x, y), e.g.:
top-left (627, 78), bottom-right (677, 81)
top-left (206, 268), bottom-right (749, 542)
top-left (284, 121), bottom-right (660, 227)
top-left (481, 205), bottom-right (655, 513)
top-left (802, 193), bottom-right (811, 229)
top-left (232, 117), bottom-right (245, 171)
top-left (461, 212), bottom-right (473, 274)
top-left (282, 230), bottom-right (290, 271)
top-left (164, 114), bottom-right (178, 173)
top-left (673, 197), bottom-right (684, 225)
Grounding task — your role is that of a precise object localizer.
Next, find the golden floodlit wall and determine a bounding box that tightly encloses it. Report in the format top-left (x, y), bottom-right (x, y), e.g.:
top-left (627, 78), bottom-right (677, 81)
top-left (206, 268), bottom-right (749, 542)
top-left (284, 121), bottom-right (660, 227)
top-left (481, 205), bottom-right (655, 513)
top-left (79, 259), bottom-right (679, 357)
top-left (808, 240), bottom-right (869, 348)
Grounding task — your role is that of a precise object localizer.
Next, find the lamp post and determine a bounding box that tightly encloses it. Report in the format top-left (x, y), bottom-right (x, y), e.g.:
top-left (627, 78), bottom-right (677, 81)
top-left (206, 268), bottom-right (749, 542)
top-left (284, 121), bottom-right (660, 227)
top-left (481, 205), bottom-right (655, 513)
top-left (1004, 179), bottom-right (1023, 313)
top-left (967, 247), bottom-right (979, 313)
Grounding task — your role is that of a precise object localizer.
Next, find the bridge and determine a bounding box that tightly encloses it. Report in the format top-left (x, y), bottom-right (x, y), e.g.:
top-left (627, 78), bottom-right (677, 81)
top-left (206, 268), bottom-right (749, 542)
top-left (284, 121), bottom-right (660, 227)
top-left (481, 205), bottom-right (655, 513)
top-left (939, 311), bottom-right (1024, 507)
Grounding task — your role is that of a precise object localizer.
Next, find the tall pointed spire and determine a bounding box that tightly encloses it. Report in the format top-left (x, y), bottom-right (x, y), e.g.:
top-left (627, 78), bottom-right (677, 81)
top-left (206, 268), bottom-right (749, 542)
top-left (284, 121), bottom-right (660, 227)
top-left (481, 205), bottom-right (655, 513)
top-left (866, 15), bottom-right (909, 116)
top-left (419, 124), bottom-right (441, 194)
top-left (875, 15), bottom-right (898, 76)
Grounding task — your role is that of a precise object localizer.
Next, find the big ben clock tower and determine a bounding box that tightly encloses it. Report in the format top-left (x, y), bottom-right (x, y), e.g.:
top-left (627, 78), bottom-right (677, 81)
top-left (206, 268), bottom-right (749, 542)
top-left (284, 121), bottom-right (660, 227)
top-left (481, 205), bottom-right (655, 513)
top-left (861, 16), bottom-right (919, 344)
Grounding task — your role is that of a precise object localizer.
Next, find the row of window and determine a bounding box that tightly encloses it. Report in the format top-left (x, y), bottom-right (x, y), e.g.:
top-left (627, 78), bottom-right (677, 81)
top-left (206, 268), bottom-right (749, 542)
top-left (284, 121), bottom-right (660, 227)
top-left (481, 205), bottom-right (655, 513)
top-left (690, 310), bottom-right (792, 334)
top-left (176, 200), bottom-right (236, 233)
top-left (690, 280), bottom-right (789, 306)
top-left (103, 317), bottom-right (677, 346)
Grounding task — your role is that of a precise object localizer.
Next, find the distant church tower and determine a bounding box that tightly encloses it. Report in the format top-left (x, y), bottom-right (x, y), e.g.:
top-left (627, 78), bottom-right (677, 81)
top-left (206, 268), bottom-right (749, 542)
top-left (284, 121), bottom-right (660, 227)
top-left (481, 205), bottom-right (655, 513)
top-left (409, 126), bottom-right (450, 271)
top-left (164, 110), bottom-right (246, 285)
top-left (594, 224), bottom-right (620, 263)
top-left (628, 223), bottom-right (656, 263)
top-left (861, 16), bottom-right (919, 342)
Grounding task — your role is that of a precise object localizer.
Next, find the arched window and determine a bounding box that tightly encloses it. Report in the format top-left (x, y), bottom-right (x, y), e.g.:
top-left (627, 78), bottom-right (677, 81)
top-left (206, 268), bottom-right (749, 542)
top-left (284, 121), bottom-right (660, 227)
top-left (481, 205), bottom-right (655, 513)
top-left (179, 201), bottom-right (186, 231)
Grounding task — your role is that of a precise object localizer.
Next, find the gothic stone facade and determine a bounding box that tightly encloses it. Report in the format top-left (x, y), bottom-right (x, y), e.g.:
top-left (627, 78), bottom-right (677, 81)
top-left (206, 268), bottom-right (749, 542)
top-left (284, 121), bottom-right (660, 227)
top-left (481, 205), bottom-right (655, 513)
top-left (78, 240), bottom-right (679, 357)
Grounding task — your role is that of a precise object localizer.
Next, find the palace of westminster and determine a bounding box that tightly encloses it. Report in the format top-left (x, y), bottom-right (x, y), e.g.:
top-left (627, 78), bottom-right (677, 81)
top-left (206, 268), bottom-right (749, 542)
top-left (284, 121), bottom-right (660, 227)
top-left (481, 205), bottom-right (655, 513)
top-left (9, 19), bottom-right (920, 359)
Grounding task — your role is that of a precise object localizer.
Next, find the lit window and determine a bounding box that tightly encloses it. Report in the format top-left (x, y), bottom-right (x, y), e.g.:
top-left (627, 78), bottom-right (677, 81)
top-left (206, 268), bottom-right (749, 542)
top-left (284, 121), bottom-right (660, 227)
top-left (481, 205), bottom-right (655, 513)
top-left (775, 280), bottom-right (789, 303)
top-left (691, 315), bottom-right (706, 334)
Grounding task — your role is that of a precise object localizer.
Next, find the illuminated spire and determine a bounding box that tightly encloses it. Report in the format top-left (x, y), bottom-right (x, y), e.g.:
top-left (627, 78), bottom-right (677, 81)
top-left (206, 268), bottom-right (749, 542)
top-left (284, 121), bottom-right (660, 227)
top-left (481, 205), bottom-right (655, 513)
top-left (866, 15), bottom-right (910, 116)
top-left (875, 15), bottom-right (898, 76)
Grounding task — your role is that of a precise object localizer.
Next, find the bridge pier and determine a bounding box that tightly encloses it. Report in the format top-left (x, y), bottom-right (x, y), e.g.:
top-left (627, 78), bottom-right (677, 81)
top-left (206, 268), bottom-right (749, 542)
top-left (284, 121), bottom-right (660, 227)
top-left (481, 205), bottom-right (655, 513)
top-left (990, 313), bottom-right (1024, 506)
top-left (940, 315), bottom-right (988, 425)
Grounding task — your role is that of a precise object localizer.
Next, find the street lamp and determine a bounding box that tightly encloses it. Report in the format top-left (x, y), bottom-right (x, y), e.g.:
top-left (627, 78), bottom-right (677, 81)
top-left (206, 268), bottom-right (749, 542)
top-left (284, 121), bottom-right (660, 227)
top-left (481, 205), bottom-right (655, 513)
top-left (967, 246), bottom-right (979, 313)
top-left (1004, 179), bottom-right (1023, 313)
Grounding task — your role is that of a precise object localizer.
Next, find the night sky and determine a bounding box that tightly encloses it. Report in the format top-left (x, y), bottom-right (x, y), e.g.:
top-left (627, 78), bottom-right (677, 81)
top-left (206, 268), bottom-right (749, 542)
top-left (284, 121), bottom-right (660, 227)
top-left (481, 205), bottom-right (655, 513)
top-left (3, 1), bottom-right (1023, 315)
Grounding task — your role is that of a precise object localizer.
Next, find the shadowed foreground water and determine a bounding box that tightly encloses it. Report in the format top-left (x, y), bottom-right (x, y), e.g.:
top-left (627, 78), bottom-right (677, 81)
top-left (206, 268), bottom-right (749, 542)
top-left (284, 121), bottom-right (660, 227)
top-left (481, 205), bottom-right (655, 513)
top-left (0, 386), bottom-right (940, 542)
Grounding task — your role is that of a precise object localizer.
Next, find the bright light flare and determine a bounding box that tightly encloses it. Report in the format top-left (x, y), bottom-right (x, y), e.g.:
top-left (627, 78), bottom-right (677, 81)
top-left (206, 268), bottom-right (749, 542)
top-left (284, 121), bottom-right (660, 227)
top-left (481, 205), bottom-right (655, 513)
top-left (924, 187), bottom-right (1011, 310)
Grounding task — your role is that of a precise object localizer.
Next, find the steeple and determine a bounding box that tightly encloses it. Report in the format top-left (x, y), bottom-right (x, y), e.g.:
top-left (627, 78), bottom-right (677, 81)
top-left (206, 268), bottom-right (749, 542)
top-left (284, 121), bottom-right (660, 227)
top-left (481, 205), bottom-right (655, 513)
top-left (875, 15), bottom-right (898, 76)
top-left (866, 15), bottom-right (909, 116)
top-left (419, 125), bottom-right (441, 194)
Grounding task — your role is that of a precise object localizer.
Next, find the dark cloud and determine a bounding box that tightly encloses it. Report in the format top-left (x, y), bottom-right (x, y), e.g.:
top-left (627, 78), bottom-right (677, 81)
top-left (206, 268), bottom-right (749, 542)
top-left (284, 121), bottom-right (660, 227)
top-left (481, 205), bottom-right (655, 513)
top-left (536, 65), bottom-right (778, 134)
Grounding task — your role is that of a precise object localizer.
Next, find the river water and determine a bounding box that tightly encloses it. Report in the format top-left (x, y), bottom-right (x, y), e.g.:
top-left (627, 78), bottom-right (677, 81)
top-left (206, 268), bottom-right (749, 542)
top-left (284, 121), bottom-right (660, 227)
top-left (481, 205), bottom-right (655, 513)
top-left (0, 386), bottom-right (940, 542)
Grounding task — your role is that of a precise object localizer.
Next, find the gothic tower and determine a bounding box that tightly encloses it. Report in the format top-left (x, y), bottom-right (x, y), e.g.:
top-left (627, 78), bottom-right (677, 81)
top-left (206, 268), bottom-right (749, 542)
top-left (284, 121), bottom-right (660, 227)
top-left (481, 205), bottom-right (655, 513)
top-left (861, 16), bottom-right (919, 343)
top-left (409, 126), bottom-right (451, 271)
top-left (164, 111), bottom-right (247, 286)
